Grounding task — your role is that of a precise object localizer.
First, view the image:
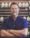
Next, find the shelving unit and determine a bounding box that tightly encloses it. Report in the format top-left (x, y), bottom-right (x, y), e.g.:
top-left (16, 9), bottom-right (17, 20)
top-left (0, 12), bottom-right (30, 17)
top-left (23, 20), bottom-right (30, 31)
top-left (0, 1), bottom-right (30, 38)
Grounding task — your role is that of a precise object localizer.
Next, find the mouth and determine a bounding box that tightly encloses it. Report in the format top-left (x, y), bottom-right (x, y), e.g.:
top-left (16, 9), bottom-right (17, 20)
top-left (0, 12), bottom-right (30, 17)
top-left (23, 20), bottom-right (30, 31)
top-left (13, 11), bottom-right (16, 13)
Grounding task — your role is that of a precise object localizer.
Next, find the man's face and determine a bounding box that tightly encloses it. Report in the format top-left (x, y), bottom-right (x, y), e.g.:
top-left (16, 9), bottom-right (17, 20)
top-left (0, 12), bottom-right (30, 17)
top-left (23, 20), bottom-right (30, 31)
top-left (10, 4), bottom-right (19, 16)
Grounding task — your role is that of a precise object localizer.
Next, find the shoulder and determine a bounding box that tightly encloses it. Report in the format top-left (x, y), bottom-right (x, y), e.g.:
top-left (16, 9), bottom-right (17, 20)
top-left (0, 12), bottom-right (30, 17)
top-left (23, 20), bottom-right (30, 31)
top-left (19, 16), bottom-right (27, 22)
top-left (3, 16), bottom-right (11, 22)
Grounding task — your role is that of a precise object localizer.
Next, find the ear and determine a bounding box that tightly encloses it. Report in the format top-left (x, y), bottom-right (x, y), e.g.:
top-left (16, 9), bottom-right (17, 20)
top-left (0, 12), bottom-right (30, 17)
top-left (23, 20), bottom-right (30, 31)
top-left (18, 8), bottom-right (20, 12)
top-left (10, 8), bottom-right (11, 12)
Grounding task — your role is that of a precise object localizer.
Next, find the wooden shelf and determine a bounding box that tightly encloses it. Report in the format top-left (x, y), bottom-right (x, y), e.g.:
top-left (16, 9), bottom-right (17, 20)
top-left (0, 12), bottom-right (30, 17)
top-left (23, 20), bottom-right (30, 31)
top-left (0, 3), bottom-right (30, 37)
top-left (19, 15), bottom-right (28, 16)
top-left (0, 12), bottom-right (29, 13)
top-left (0, 12), bottom-right (10, 13)
top-left (0, 15), bottom-right (29, 16)
top-left (0, 15), bottom-right (11, 16)
top-left (0, 7), bottom-right (29, 9)
top-left (0, 9), bottom-right (29, 12)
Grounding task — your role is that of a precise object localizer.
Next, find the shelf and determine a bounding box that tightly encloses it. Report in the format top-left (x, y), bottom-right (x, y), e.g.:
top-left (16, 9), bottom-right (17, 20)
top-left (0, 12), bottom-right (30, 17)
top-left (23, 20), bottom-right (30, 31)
top-left (25, 36), bottom-right (30, 38)
top-left (19, 10), bottom-right (29, 12)
top-left (0, 9), bottom-right (10, 12)
top-left (0, 10), bottom-right (29, 12)
top-left (19, 12), bottom-right (29, 13)
top-left (19, 15), bottom-right (28, 16)
top-left (0, 12), bottom-right (29, 13)
top-left (0, 3), bottom-right (30, 38)
top-left (0, 7), bottom-right (29, 9)
top-left (0, 7), bottom-right (10, 9)
top-left (28, 21), bottom-right (30, 22)
top-left (0, 1), bottom-right (29, 38)
top-left (0, 15), bottom-right (11, 16)
top-left (19, 7), bottom-right (29, 8)
top-left (0, 15), bottom-right (29, 16)
top-left (20, 9), bottom-right (29, 11)
top-left (0, 12), bottom-right (10, 13)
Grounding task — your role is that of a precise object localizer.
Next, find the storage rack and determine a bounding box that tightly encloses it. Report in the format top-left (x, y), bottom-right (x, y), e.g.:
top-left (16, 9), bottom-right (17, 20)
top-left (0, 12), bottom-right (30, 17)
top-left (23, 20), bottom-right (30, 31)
top-left (0, 1), bottom-right (30, 38)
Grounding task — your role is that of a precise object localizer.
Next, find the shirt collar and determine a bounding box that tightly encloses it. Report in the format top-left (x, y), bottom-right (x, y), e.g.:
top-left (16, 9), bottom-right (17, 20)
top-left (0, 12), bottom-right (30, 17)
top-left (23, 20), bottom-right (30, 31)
top-left (10, 15), bottom-right (20, 21)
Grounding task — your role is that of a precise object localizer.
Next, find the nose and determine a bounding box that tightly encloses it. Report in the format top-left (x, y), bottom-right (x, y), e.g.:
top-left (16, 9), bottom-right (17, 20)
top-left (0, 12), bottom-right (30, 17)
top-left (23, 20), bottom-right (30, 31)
top-left (13, 8), bottom-right (16, 11)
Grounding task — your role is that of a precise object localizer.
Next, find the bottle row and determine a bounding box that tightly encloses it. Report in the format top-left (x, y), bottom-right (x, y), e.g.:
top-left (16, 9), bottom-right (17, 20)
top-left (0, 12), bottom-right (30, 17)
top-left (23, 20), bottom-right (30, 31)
top-left (0, 16), bottom-right (30, 22)
top-left (0, 2), bottom-right (29, 7)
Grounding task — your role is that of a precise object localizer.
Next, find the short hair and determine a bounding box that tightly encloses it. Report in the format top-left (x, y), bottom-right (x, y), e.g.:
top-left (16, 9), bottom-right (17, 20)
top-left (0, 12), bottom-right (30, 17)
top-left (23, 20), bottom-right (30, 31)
top-left (10, 2), bottom-right (19, 8)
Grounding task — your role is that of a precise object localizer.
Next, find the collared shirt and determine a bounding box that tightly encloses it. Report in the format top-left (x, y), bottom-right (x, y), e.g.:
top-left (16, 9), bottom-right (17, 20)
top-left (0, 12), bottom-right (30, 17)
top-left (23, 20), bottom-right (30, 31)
top-left (1, 15), bottom-right (28, 38)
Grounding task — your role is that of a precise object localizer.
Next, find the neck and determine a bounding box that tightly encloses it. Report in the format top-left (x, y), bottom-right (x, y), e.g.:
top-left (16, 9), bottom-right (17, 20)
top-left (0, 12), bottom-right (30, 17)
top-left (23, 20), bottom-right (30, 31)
top-left (11, 15), bottom-right (18, 20)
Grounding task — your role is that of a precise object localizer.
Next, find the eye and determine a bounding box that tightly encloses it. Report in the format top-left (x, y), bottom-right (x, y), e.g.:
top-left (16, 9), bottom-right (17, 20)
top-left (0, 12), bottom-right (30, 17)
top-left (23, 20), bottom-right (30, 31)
top-left (15, 8), bottom-right (17, 9)
top-left (11, 8), bottom-right (14, 10)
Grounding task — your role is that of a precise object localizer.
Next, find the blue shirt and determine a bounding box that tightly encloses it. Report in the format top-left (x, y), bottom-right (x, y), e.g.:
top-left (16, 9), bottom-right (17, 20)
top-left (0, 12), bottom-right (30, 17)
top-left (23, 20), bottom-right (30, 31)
top-left (1, 15), bottom-right (28, 38)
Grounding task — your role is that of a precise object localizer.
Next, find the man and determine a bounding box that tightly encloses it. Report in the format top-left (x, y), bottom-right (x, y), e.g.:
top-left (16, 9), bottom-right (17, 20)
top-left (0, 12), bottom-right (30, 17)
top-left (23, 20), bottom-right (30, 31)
top-left (1, 2), bottom-right (28, 38)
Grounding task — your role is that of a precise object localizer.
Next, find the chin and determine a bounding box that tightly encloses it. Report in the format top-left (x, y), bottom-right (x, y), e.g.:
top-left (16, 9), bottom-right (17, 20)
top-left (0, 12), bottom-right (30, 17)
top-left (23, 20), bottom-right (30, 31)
top-left (13, 13), bottom-right (16, 15)
top-left (13, 14), bottom-right (16, 15)
top-left (12, 13), bottom-right (18, 16)
top-left (14, 15), bottom-right (17, 17)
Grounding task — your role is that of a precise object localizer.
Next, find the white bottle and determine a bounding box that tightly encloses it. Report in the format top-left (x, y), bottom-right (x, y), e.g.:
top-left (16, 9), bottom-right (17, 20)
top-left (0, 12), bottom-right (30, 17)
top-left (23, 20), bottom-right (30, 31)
top-left (1, 17), bottom-right (4, 22)
top-left (19, 3), bottom-right (22, 7)
top-left (22, 3), bottom-right (26, 7)
top-left (1, 3), bottom-right (5, 7)
top-left (27, 17), bottom-right (29, 21)
top-left (23, 17), bottom-right (26, 19)
top-left (5, 3), bottom-right (8, 7)
top-left (26, 3), bottom-right (29, 7)
top-left (9, 3), bottom-right (11, 7)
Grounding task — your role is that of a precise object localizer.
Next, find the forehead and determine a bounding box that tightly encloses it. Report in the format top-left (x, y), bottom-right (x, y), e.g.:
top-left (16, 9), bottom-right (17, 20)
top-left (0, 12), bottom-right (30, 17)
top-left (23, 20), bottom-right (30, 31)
top-left (11, 4), bottom-right (18, 8)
